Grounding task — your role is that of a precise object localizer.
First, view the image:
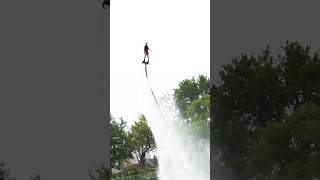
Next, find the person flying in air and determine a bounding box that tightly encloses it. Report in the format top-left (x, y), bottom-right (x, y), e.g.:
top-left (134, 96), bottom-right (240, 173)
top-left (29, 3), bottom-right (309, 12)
top-left (142, 42), bottom-right (151, 64)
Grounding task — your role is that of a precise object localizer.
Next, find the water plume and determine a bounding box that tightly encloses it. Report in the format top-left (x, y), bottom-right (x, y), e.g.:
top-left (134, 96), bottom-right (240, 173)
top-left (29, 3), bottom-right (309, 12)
top-left (141, 78), bottom-right (210, 180)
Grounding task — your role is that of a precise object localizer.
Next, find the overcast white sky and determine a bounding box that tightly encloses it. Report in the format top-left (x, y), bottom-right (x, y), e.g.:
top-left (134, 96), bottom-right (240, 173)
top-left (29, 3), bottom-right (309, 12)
top-left (111, 0), bottom-right (210, 126)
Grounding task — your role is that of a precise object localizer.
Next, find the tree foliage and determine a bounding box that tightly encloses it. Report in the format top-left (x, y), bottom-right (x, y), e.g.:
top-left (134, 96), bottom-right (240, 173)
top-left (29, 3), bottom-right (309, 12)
top-left (0, 162), bottom-right (15, 180)
top-left (174, 75), bottom-right (210, 139)
top-left (212, 41), bottom-right (320, 179)
top-left (174, 75), bottom-right (210, 121)
top-left (129, 115), bottom-right (156, 168)
top-left (110, 116), bottom-right (132, 169)
top-left (248, 104), bottom-right (320, 180)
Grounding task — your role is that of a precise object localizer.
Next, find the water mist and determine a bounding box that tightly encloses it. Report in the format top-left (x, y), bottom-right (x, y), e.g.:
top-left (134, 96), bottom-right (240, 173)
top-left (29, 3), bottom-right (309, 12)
top-left (141, 77), bottom-right (210, 180)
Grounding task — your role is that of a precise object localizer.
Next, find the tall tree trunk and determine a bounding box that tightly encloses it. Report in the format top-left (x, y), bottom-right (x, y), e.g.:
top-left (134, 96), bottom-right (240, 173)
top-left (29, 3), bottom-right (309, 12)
top-left (139, 151), bottom-right (146, 169)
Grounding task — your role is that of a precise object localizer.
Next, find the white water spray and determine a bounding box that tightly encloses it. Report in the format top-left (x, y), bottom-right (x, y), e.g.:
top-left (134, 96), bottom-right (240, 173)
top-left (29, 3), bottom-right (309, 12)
top-left (141, 76), bottom-right (210, 180)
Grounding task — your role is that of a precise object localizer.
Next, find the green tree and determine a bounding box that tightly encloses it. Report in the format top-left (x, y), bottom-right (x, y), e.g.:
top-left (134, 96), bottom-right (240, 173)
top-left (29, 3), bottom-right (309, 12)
top-left (110, 116), bottom-right (132, 169)
top-left (174, 75), bottom-right (210, 121)
top-left (213, 48), bottom-right (285, 178)
top-left (129, 115), bottom-right (156, 168)
top-left (188, 94), bottom-right (210, 138)
top-left (248, 104), bottom-right (320, 180)
top-left (212, 41), bottom-right (320, 179)
top-left (0, 162), bottom-right (15, 180)
top-left (280, 41), bottom-right (320, 107)
top-left (174, 75), bottom-right (210, 139)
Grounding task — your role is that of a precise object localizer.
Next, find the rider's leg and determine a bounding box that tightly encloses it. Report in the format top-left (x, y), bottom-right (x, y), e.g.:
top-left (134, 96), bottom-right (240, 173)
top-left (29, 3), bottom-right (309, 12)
top-left (142, 54), bottom-right (147, 63)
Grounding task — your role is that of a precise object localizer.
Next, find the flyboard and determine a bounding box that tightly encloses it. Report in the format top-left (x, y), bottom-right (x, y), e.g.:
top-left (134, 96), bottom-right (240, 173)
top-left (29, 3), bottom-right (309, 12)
top-left (142, 61), bottom-right (149, 77)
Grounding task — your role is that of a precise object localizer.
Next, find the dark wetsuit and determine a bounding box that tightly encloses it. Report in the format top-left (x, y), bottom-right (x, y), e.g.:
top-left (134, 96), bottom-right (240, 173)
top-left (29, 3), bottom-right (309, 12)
top-left (143, 45), bottom-right (150, 63)
top-left (144, 45), bottom-right (149, 55)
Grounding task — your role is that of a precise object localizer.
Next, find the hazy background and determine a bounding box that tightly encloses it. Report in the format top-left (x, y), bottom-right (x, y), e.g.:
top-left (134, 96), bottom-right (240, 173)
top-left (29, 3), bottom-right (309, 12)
top-left (0, 0), bottom-right (109, 179)
top-left (213, 0), bottom-right (320, 83)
